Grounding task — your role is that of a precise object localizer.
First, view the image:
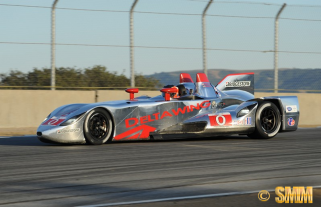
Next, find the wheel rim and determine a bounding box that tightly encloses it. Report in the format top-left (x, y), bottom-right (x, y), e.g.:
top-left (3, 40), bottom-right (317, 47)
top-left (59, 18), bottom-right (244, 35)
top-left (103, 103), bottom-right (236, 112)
top-left (88, 113), bottom-right (109, 139)
top-left (260, 107), bottom-right (278, 133)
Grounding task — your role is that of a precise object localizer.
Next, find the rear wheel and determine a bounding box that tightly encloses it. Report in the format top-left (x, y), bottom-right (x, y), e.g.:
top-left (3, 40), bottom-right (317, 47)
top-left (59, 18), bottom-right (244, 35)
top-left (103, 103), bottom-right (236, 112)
top-left (247, 101), bottom-right (281, 139)
top-left (84, 108), bottom-right (113, 145)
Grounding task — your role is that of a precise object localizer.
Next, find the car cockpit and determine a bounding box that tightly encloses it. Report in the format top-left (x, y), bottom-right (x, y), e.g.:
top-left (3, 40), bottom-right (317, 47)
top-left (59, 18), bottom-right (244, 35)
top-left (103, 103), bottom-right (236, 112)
top-left (161, 73), bottom-right (218, 100)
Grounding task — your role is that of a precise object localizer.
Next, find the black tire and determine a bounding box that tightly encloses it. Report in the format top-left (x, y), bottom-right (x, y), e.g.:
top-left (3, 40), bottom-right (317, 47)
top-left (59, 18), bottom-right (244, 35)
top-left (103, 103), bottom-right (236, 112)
top-left (83, 108), bottom-right (113, 145)
top-left (247, 101), bottom-right (281, 139)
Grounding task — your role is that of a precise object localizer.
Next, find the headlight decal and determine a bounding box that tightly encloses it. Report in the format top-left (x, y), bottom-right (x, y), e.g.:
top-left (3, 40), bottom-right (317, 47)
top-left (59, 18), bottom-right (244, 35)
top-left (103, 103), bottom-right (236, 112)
top-left (60, 113), bottom-right (85, 126)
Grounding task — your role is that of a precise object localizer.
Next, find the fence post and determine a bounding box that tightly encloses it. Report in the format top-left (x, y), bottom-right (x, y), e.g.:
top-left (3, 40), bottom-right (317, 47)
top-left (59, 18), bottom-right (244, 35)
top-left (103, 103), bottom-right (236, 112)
top-left (95, 90), bottom-right (99, 103)
top-left (202, 0), bottom-right (213, 76)
top-left (51, 0), bottom-right (59, 90)
top-left (274, 3), bottom-right (286, 93)
top-left (130, 0), bottom-right (139, 88)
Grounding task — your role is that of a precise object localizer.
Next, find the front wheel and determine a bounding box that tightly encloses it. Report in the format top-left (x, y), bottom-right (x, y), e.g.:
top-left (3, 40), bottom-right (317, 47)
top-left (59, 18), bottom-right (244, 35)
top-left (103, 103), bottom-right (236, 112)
top-left (83, 108), bottom-right (113, 145)
top-left (247, 101), bottom-right (281, 139)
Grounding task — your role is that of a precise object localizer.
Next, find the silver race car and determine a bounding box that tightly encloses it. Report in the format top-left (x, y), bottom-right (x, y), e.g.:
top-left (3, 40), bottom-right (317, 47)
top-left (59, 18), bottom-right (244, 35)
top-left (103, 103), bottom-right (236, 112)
top-left (37, 72), bottom-right (299, 145)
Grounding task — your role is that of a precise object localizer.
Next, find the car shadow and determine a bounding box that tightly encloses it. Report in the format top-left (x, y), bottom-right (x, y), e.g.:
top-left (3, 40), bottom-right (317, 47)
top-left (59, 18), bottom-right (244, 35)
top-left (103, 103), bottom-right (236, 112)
top-left (0, 136), bottom-right (75, 147)
top-left (0, 134), bottom-right (257, 147)
top-left (110, 135), bottom-right (253, 144)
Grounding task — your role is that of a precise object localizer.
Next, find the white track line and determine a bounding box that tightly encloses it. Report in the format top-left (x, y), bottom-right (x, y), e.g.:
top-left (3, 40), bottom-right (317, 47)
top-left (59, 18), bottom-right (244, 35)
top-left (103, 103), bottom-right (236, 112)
top-left (76, 190), bottom-right (264, 207)
top-left (77, 186), bottom-right (321, 207)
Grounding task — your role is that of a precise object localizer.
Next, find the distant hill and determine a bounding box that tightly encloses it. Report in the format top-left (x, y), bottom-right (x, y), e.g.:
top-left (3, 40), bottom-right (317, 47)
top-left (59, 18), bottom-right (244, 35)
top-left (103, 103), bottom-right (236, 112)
top-left (146, 68), bottom-right (321, 92)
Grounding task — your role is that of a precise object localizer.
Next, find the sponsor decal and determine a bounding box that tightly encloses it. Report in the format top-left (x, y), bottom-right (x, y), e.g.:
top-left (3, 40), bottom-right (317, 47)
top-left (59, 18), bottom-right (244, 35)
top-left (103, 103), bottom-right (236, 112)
top-left (287, 117), bottom-right (295, 126)
top-left (286, 105), bottom-right (297, 113)
top-left (57, 128), bottom-right (80, 134)
top-left (42, 109), bottom-right (79, 126)
top-left (43, 116), bottom-right (66, 126)
top-left (113, 125), bottom-right (156, 140)
top-left (225, 81), bottom-right (251, 87)
top-left (208, 113), bottom-right (232, 126)
top-left (234, 117), bottom-right (251, 126)
top-left (116, 101), bottom-right (211, 140)
top-left (245, 117), bottom-right (251, 125)
top-left (124, 101), bottom-right (211, 128)
top-left (235, 120), bottom-right (244, 125)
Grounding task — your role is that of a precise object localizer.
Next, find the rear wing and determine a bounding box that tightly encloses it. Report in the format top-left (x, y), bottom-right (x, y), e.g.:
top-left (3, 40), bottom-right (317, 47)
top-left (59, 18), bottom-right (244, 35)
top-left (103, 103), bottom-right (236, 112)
top-left (215, 72), bottom-right (254, 95)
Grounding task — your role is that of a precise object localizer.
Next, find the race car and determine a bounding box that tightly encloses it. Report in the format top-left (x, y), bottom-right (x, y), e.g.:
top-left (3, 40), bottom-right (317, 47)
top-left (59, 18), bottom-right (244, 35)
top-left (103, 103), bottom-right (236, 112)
top-left (37, 72), bottom-right (299, 145)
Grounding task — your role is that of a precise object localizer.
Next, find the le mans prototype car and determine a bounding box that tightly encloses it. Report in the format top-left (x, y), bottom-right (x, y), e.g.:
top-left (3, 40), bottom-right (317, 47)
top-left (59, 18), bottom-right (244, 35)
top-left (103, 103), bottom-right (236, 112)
top-left (37, 73), bottom-right (299, 145)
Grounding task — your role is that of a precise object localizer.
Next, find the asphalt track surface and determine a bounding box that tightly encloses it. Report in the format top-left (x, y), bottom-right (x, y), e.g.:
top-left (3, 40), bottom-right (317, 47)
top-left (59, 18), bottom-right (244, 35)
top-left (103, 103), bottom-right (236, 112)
top-left (0, 128), bottom-right (321, 207)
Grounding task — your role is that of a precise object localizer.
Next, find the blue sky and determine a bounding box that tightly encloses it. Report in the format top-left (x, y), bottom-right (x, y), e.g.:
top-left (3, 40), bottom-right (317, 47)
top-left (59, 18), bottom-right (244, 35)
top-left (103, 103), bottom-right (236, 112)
top-left (1, 0), bottom-right (321, 77)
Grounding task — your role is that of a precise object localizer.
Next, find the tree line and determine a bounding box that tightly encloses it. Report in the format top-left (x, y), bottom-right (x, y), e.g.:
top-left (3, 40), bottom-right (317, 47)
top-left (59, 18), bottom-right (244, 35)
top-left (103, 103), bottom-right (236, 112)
top-left (0, 65), bottom-right (162, 89)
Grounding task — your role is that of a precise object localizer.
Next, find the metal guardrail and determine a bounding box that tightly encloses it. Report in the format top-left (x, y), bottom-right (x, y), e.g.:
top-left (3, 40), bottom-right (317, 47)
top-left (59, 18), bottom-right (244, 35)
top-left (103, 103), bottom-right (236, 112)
top-left (1, 86), bottom-right (321, 92)
top-left (0, 86), bottom-right (158, 90)
top-left (255, 89), bottom-right (321, 93)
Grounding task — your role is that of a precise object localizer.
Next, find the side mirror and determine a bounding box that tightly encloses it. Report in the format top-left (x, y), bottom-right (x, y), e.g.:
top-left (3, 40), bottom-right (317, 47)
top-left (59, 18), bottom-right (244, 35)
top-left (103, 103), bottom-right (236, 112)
top-left (160, 88), bottom-right (178, 101)
top-left (125, 88), bottom-right (139, 100)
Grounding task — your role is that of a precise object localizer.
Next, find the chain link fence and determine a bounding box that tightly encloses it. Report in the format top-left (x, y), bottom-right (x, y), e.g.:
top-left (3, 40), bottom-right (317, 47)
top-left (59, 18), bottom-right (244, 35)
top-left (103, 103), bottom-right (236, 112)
top-left (0, 0), bottom-right (320, 92)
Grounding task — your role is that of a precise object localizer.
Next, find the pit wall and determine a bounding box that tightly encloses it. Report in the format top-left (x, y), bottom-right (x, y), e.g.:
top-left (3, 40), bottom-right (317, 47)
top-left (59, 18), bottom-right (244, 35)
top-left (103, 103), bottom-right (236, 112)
top-left (0, 90), bottom-right (319, 135)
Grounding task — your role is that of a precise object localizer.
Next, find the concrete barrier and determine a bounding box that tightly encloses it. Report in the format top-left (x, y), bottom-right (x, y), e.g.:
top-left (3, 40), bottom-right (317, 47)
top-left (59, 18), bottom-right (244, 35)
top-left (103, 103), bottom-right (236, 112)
top-left (255, 93), bottom-right (320, 126)
top-left (0, 90), bottom-right (320, 135)
top-left (96, 90), bottom-right (159, 102)
top-left (0, 90), bottom-right (95, 135)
